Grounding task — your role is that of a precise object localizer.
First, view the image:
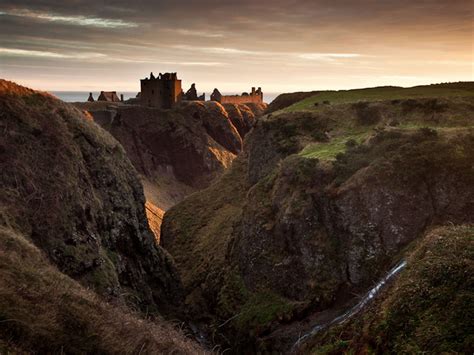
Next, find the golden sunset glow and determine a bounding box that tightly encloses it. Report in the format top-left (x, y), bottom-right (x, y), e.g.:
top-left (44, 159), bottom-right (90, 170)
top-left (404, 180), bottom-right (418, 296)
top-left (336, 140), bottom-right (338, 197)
top-left (0, 1), bottom-right (472, 94)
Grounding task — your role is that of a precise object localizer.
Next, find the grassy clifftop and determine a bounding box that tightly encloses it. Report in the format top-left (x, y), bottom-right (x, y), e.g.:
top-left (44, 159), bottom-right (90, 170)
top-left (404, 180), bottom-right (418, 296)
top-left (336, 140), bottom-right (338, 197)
top-left (278, 82), bottom-right (474, 112)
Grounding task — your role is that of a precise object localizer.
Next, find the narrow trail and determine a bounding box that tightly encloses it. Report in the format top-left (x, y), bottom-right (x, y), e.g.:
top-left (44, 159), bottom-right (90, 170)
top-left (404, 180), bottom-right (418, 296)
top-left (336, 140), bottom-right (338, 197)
top-left (291, 260), bottom-right (407, 351)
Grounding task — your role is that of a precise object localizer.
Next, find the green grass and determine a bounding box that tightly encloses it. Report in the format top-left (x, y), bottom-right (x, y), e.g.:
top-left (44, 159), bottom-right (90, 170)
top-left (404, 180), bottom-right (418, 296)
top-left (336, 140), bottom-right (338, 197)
top-left (299, 123), bottom-right (474, 162)
top-left (235, 291), bottom-right (294, 334)
top-left (283, 83), bottom-right (474, 112)
top-left (300, 131), bottom-right (370, 160)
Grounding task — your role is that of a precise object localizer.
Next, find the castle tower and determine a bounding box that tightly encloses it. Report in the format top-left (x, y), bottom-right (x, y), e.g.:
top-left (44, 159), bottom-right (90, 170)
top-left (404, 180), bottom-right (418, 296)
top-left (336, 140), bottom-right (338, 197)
top-left (210, 88), bottom-right (222, 102)
top-left (140, 72), bottom-right (183, 109)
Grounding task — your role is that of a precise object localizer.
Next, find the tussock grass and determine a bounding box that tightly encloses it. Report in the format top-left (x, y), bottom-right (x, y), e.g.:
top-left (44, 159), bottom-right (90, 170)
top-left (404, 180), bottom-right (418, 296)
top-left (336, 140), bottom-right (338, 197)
top-left (0, 226), bottom-right (204, 354)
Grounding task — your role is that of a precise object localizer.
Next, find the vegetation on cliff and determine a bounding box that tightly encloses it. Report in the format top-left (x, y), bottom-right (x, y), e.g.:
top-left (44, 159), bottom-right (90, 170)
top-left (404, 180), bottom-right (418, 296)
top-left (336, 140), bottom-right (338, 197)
top-left (0, 80), bottom-right (202, 352)
top-left (305, 225), bottom-right (474, 354)
top-left (279, 82), bottom-right (474, 112)
top-left (161, 82), bottom-right (474, 351)
top-left (0, 226), bottom-right (203, 354)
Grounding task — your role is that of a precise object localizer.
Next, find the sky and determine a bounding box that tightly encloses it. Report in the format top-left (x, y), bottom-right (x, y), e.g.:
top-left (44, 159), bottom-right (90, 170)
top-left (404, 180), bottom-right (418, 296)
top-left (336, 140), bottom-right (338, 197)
top-left (0, 0), bottom-right (472, 95)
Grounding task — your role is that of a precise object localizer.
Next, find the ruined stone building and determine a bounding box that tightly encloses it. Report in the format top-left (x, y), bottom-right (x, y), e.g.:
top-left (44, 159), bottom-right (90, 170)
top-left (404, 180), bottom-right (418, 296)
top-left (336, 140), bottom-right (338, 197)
top-left (97, 91), bottom-right (121, 102)
top-left (211, 87), bottom-right (263, 104)
top-left (184, 83), bottom-right (205, 101)
top-left (138, 72), bottom-right (262, 108)
top-left (140, 72), bottom-right (183, 108)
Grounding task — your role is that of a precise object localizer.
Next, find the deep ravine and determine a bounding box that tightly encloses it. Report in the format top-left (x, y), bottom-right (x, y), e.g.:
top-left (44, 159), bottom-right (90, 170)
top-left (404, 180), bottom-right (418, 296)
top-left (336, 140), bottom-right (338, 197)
top-left (292, 260), bottom-right (407, 352)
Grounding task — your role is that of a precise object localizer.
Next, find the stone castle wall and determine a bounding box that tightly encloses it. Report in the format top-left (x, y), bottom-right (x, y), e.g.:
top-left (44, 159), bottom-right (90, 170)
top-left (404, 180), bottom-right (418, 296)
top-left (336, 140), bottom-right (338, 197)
top-left (211, 87), bottom-right (263, 105)
top-left (218, 94), bottom-right (263, 104)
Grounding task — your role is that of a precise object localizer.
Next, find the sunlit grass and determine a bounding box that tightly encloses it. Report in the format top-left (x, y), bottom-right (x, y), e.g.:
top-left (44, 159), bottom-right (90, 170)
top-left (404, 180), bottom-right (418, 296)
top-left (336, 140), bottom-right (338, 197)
top-left (283, 84), bottom-right (474, 112)
top-left (300, 131), bottom-right (370, 160)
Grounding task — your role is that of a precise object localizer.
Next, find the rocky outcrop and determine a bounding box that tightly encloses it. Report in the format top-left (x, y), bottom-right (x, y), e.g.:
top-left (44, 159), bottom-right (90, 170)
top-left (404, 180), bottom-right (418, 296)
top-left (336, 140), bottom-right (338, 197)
top-left (235, 131), bottom-right (474, 305)
top-left (223, 103), bottom-right (261, 137)
top-left (0, 80), bottom-right (182, 312)
top-left (82, 99), bottom-right (266, 240)
top-left (84, 100), bottom-right (266, 190)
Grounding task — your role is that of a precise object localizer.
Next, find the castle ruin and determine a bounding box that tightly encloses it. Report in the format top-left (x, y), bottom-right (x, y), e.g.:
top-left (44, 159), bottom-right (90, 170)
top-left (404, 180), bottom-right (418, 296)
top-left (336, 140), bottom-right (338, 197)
top-left (140, 72), bottom-right (183, 109)
top-left (139, 72), bottom-right (263, 109)
top-left (97, 91), bottom-right (122, 102)
top-left (210, 87), bottom-right (263, 105)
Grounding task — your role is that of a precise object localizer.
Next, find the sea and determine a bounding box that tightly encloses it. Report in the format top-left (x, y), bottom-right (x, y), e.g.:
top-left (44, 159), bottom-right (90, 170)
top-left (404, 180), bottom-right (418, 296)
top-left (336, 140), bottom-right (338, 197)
top-left (51, 91), bottom-right (280, 104)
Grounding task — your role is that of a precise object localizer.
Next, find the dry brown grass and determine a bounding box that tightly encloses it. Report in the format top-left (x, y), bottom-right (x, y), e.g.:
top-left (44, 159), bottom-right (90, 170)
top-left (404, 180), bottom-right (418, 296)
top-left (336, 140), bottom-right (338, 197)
top-left (0, 226), bottom-right (205, 354)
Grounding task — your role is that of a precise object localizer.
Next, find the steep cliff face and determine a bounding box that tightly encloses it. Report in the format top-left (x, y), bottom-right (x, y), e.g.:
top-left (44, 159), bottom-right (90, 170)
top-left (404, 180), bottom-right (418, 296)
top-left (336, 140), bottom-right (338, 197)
top-left (0, 80), bottom-right (182, 312)
top-left (161, 93), bottom-right (474, 351)
top-left (235, 130), bottom-right (473, 305)
top-left (80, 99), bottom-right (266, 240)
top-left (81, 100), bottom-right (266, 190)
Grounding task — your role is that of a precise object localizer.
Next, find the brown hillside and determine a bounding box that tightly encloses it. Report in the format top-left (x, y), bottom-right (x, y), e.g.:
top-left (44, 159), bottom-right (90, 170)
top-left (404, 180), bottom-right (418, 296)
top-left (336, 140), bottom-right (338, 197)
top-left (0, 226), bottom-right (204, 354)
top-left (0, 79), bottom-right (182, 312)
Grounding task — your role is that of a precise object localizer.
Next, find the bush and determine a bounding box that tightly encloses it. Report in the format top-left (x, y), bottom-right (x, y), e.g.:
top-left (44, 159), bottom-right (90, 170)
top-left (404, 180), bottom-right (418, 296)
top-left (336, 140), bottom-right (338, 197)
top-left (401, 98), bottom-right (447, 115)
top-left (352, 102), bottom-right (382, 125)
top-left (345, 139), bottom-right (357, 148)
top-left (417, 127), bottom-right (438, 137)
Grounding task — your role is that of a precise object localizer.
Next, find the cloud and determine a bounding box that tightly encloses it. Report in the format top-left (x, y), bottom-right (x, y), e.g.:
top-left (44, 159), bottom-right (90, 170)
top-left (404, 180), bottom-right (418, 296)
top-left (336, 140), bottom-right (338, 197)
top-left (172, 45), bottom-right (262, 56)
top-left (0, 0), bottom-right (471, 91)
top-left (0, 47), bottom-right (107, 59)
top-left (298, 53), bottom-right (363, 60)
top-left (170, 29), bottom-right (225, 38)
top-left (169, 61), bottom-right (225, 66)
top-left (172, 45), bottom-right (366, 63)
top-left (0, 8), bottom-right (137, 28)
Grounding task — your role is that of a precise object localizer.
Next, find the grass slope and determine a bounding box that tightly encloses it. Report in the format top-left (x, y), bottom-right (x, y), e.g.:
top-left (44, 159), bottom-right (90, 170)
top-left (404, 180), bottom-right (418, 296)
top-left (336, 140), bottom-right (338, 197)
top-left (279, 95), bottom-right (474, 161)
top-left (283, 82), bottom-right (474, 112)
top-left (0, 226), bottom-right (203, 354)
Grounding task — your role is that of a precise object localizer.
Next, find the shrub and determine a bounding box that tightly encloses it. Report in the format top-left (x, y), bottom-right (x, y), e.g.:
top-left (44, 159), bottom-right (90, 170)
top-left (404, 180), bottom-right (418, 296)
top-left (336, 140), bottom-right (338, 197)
top-left (416, 127), bottom-right (438, 137)
top-left (345, 139), bottom-right (357, 148)
top-left (401, 98), bottom-right (447, 115)
top-left (352, 101), bottom-right (382, 125)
